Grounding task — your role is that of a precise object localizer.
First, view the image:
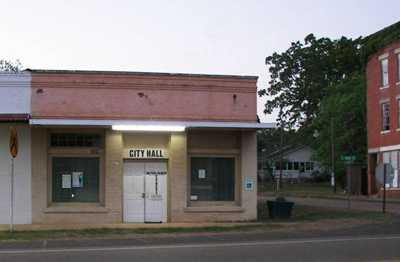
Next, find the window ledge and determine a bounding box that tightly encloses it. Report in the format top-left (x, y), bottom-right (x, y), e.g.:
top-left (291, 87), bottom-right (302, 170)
top-left (184, 206), bottom-right (244, 213)
top-left (380, 85), bottom-right (390, 90)
top-left (380, 187), bottom-right (400, 191)
top-left (381, 130), bottom-right (391, 134)
top-left (44, 204), bottom-right (109, 214)
top-left (396, 81), bottom-right (400, 86)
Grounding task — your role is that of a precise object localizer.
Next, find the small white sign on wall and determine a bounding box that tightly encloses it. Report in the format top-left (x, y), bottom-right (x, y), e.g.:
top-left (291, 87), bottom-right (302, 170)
top-left (244, 177), bottom-right (254, 191)
top-left (190, 195), bottom-right (198, 201)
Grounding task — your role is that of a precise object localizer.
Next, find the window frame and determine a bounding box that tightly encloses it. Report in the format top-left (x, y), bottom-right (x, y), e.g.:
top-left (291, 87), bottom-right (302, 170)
top-left (398, 98), bottom-right (400, 129)
top-left (380, 57), bottom-right (389, 88)
top-left (381, 101), bottom-right (391, 132)
top-left (397, 52), bottom-right (400, 83)
top-left (51, 156), bottom-right (101, 203)
top-left (188, 153), bottom-right (240, 206)
top-left (47, 129), bottom-right (105, 206)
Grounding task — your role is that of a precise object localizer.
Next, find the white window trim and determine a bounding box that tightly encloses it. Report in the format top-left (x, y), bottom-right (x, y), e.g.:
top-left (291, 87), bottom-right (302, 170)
top-left (379, 53), bottom-right (389, 60)
top-left (394, 48), bottom-right (400, 54)
top-left (381, 130), bottom-right (391, 134)
top-left (379, 98), bottom-right (390, 104)
top-left (380, 56), bottom-right (389, 88)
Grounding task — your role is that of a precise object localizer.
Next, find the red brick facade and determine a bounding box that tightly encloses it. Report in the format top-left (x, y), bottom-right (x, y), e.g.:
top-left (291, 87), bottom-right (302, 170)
top-left (29, 70), bottom-right (258, 122)
top-left (367, 41), bottom-right (400, 150)
top-left (367, 41), bottom-right (400, 196)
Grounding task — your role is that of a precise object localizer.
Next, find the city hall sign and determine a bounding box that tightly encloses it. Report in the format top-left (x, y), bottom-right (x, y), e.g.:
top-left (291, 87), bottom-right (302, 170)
top-left (124, 148), bottom-right (168, 159)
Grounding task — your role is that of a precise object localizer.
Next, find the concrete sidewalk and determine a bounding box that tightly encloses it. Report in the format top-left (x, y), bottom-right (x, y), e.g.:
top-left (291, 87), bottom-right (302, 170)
top-left (0, 222), bottom-right (261, 232)
top-left (260, 196), bottom-right (400, 214)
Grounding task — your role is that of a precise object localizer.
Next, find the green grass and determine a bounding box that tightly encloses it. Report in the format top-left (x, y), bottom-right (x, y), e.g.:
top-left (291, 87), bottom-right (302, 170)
top-left (257, 201), bottom-right (391, 222)
top-left (0, 224), bottom-right (281, 241)
top-left (0, 202), bottom-right (391, 242)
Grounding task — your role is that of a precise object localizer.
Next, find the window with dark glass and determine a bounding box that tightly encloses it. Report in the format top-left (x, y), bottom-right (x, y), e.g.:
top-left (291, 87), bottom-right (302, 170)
top-left (305, 162), bottom-right (312, 171)
top-left (397, 53), bottom-right (400, 82)
top-left (299, 162), bottom-right (305, 172)
top-left (52, 157), bottom-right (99, 202)
top-left (381, 102), bottom-right (390, 131)
top-left (190, 157), bottom-right (235, 201)
top-left (398, 99), bottom-right (400, 129)
top-left (293, 162), bottom-right (299, 170)
top-left (50, 133), bottom-right (102, 147)
top-left (381, 58), bottom-right (389, 87)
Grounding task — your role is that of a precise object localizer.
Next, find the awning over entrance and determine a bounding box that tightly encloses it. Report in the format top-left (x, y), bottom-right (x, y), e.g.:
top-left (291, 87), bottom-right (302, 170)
top-left (29, 119), bottom-right (275, 129)
top-left (0, 114), bottom-right (30, 122)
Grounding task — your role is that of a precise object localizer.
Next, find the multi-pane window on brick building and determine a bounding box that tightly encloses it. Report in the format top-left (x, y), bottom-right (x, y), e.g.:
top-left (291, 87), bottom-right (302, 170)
top-left (397, 53), bottom-right (400, 82)
top-left (398, 99), bottom-right (400, 129)
top-left (381, 58), bottom-right (389, 87)
top-left (382, 102), bottom-right (390, 131)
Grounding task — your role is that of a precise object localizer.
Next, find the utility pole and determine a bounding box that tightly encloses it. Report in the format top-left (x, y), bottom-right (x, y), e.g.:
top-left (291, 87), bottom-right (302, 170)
top-left (330, 118), bottom-right (336, 193)
top-left (278, 125), bottom-right (284, 192)
top-left (383, 164), bottom-right (387, 213)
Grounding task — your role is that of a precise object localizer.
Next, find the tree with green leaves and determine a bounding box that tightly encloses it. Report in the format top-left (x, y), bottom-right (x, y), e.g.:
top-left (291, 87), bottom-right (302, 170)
top-left (258, 34), bottom-right (362, 129)
top-left (259, 21), bottom-right (400, 188)
top-left (311, 71), bottom-right (366, 187)
top-left (0, 59), bottom-right (22, 72)
top-left (259, 34), bottom-right (364, 187)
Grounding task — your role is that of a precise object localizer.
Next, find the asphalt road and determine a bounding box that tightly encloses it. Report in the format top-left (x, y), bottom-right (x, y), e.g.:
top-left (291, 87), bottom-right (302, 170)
top-left (285, 196), bottom-right (400, 214)
top-left (0, 235), bottom-right (399, 262)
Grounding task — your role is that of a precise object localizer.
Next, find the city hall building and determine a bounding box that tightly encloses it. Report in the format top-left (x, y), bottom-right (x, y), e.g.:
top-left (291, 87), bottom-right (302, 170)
top-left (0, 69), bottom-right (272, 225)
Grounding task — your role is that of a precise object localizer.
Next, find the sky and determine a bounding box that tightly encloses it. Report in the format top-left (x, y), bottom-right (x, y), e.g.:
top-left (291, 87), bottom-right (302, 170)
top-left (0, 0), bottom-right (399, 123)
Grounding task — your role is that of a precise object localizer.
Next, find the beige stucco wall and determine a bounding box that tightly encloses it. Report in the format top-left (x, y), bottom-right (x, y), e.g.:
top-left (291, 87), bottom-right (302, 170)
top-left (31, 128), bottom-right (257, 224)
top-left (32, 128), bottom-right (123, 224)
top-left (169, 130), bottom-right (257, 222)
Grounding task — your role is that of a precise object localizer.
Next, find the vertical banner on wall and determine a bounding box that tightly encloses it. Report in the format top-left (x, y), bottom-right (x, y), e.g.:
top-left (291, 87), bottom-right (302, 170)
top-left (9, 127), bottom-right (18, 232)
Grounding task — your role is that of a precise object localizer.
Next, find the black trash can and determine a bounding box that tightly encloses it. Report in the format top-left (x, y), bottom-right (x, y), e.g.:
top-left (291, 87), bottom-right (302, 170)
top-left (267, 200), bottom-right (294, 219)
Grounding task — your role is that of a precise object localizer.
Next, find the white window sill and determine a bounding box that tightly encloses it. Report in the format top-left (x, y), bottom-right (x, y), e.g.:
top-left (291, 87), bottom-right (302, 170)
top-left (44, 203), bottom-right (109, 214)
top-left (184, 206), bottom-right (244, 213)
top-left (380, 187), bottom-right (400, 191)
top-left (396, 81), bottom-right (400, 86)
top-left (381, 130), bottom-right (391, 134)
top-left (380, 85), bottom-right (390, 90)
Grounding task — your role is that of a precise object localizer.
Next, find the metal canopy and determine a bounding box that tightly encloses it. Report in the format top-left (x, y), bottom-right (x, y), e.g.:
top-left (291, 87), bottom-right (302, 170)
top-left (29, 119), bottom-right (275, 129)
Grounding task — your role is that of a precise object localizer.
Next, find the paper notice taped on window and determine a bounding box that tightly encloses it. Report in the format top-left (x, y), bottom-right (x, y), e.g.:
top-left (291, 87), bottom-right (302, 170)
top-left (62, 174), bottom-right (71, 189)
top-left (72, 172), bottom-right (84, 188)
top-left (198, 169), bottom-right (206, 179)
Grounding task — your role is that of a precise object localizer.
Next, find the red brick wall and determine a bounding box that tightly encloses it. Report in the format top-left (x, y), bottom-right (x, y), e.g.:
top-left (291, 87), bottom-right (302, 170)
top-left (30, 72), bottom-right (258, 122)
top-left (367, 41), bottom-right (400, 150)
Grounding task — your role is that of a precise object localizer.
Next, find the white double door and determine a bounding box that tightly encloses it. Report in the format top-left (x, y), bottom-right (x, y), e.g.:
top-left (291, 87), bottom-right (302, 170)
top-left (123, 162), bottom-right (167, 223)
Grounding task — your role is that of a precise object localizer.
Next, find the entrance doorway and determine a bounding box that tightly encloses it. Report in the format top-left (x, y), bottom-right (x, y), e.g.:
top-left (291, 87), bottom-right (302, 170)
top-left (123, 162), bottom-right (167, 223)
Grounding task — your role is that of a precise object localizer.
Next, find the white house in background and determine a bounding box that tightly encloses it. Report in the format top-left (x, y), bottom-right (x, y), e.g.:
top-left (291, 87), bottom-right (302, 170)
top-left (0, 72), bottom-right (31, 224)
top-left (268, 145), bottom-right (321, 180)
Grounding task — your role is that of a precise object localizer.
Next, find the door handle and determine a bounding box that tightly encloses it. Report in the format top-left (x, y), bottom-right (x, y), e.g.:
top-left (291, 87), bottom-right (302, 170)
top-left (142, 193), bottom-right (145, 198)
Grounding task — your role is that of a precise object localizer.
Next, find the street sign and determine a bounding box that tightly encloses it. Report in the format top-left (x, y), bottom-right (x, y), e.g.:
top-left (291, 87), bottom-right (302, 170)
top-left (340, 155), bottom-right (356, 161)
top-left (9, 127), bottom-right (18, 158)
top-left (8, 126), bottom-right (18, 232)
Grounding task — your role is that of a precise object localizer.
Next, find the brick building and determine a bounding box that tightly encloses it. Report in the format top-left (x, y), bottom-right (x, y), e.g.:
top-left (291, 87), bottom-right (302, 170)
top-left (367, 41), bottom-right (400, 197)
top-left (0, 69), bottom-right (273, 225)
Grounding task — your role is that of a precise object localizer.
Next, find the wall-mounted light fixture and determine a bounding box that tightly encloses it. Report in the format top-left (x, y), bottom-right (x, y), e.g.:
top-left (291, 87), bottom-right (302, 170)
top-left (112, 125), bottom-right (185, 132)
